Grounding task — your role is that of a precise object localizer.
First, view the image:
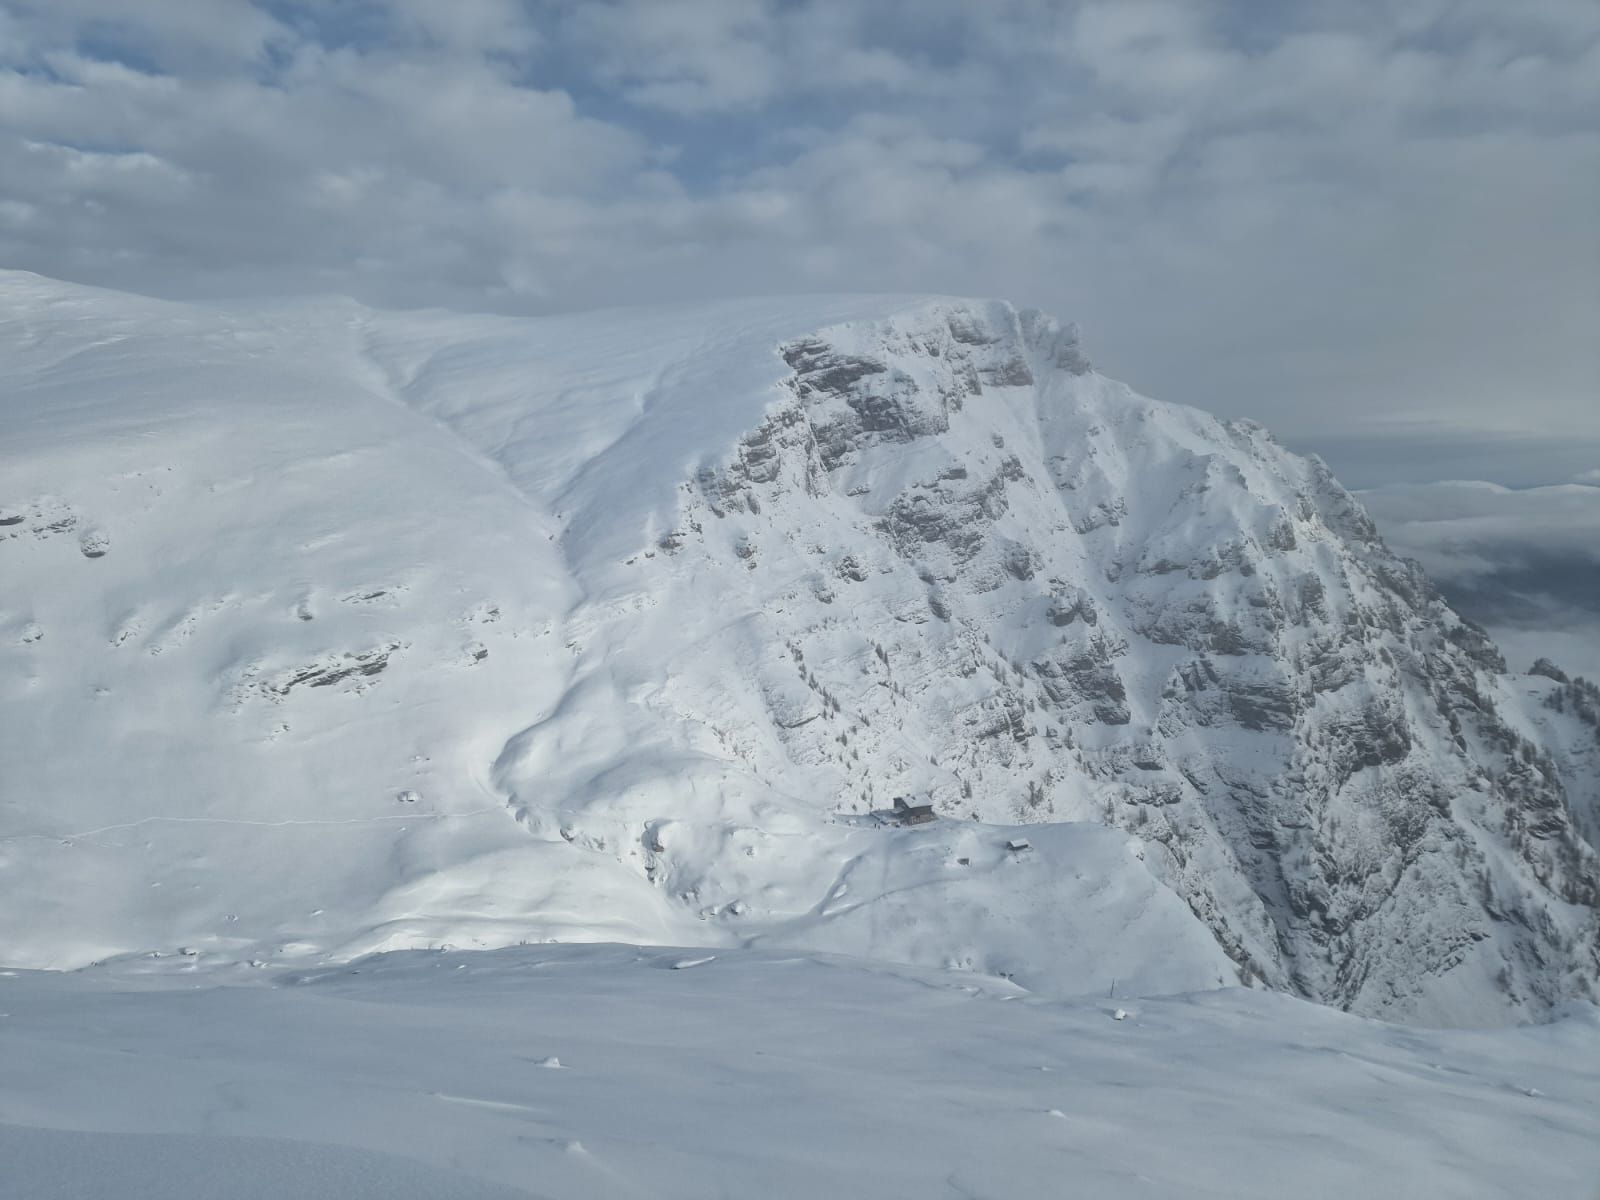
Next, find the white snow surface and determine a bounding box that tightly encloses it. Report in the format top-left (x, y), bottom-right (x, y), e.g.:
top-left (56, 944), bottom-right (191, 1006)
top-left (5, 270), bottom-right (1600, 1195)
top-left (2, 269), bottom-right (1596, 1028)
top-left (0, 272), bottom-right (1228, 999)
top-left (1, 948), bottom-right (1596, 1200)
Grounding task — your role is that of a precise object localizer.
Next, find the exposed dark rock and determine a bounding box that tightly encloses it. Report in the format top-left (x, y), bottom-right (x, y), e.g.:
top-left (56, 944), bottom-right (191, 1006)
top-left (263, 644), bottom-right (401, 698)
top-left (1225, 680), bottom-right (1298, 732)
top-left (1528, 657), bottom-right (1569, 684)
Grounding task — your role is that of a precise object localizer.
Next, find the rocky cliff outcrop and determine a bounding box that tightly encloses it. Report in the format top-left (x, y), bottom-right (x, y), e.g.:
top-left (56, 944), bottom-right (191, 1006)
top-left (626, 300), bottom-right (1599, 1024)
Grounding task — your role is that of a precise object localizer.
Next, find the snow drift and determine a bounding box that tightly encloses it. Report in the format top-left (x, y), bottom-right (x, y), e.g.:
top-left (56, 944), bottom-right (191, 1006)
top-left (4, 947), bottom-right (1596, 1200)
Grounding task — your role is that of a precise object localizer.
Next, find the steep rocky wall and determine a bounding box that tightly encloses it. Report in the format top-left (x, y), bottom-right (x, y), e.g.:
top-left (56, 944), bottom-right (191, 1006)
top-left (635, 301), bottom-right (1599, 1024)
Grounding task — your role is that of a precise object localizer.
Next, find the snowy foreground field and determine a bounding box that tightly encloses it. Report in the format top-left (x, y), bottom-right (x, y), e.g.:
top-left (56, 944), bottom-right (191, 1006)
top-left (5, 272), bottom-right (1600, 1196)
top-left (3, 947), bottom-right (1598, 1200)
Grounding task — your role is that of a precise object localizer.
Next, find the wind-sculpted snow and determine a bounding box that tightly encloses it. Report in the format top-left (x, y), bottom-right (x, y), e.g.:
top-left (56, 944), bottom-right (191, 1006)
top-left (1, 270), bottom-right (1595, 1026)
top-left (3, 948), bottom-right (1597, 1200)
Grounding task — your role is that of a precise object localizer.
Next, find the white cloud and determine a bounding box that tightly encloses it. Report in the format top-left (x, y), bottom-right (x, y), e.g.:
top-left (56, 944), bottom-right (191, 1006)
top-left (0, 0), bottom-right (290, 70)
top-left (1361, 480), bottom-right (1600, 575)
top-left (563, 0), bottom-right (782, 114)
top-left (1361, 479), bottom-right (1600, 680)
top-left (0, 0), bottom-right (1595, 463)
top-left (381, 0), bottom-right (541, 55)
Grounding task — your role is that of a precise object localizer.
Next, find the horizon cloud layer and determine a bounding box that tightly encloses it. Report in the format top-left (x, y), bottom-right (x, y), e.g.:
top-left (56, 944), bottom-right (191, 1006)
top-left (0, 0), bottom-right (1595, 478)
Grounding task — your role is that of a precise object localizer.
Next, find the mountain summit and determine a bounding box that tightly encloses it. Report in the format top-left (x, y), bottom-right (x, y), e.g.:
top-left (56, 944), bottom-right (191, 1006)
top-left (3, 272), bottom-right (1595, 1025)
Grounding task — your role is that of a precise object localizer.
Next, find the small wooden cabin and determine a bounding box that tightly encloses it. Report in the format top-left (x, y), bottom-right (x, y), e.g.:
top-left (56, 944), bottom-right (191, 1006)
top-left (892, 797), bottom-right (936, 825)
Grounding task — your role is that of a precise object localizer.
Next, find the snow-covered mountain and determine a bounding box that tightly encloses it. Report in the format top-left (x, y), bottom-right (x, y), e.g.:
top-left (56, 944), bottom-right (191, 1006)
top-left (3, 270), bottom-right (1595, 1026)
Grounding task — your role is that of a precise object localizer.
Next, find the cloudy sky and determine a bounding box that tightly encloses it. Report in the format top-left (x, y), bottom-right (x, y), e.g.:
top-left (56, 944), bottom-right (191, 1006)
top-left (1, 0), bottom-right (1596, 484)
top-left (1362, 479), bottom-right (1600, 680)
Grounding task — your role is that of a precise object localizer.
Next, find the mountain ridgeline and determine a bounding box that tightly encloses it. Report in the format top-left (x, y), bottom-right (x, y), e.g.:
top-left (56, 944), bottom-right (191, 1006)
top-left (2, 273), bottom-right (1594, 1025)
top-left (599, 299), bottom-right (1600, 1024)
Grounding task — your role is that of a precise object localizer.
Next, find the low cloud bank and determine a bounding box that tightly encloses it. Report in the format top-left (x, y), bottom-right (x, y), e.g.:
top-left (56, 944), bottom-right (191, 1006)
top-left (1362, 477), bottom-right (1600, 682)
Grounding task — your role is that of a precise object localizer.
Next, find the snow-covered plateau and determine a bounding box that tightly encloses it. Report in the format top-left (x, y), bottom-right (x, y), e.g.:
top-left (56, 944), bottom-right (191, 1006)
top-left (2, 270), bottom-right (1597, 1195)
top-left (3, 948), bottom-right (1597, 1199)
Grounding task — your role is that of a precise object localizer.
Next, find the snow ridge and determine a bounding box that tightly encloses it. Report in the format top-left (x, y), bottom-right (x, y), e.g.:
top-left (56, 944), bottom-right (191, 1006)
top-left (1, 271), bottom-right (1594, 1026)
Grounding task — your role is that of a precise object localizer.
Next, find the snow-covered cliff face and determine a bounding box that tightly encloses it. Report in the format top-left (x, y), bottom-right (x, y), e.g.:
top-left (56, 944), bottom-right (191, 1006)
top-left (2, 272), bottom-right (1594, 1025)
top-left (501, 297), bottom-right (1597, 1026)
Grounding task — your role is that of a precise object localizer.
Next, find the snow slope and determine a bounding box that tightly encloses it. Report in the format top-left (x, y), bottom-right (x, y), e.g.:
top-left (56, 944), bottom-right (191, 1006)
top-left (0, 273), bottom-right (1229, 1002)
top-left (2, 948), bottom-right (1597, 1200)
top-left (2, 270), bottom-right (1595, 1025)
